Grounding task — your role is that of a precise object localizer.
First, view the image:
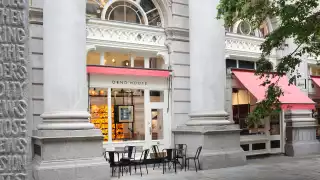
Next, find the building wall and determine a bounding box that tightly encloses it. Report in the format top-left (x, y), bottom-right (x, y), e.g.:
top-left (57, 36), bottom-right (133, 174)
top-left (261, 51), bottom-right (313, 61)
top-left (168, 0), bottom-right (190, 129)
top-left (29, 0), bottom-right (44, 131)
top-left (28, 0), bottom-right (191, 134)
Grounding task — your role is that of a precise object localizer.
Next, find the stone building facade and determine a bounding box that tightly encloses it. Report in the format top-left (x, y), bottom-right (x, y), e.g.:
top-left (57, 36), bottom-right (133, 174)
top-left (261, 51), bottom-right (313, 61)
top-left (0, 0), bottom-right (318, 179)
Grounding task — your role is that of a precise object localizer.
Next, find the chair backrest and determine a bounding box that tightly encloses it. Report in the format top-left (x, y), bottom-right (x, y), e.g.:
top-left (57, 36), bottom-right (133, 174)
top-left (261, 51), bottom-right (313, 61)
top-left (164, 149), bottom-right (177, 161)
top-left (124, 146), bottom-right (136, 159)
top-left (106, 152), bottom-right (116, 165)
top-left (175, 144), bottom-right (187, 156)
top-left (151, 145), bottom-right (160, 158)
top-left (103, 151), bottom-right (108, 160)
top-left (139, 149), bottom-right (150, 162)
top-left (195, 146), bottom-right (202, 159)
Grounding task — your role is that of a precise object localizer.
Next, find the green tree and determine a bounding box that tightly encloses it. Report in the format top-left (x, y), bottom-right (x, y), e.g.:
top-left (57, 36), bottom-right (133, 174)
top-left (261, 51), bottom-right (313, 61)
top-left (217, 0), bottom-right (320, 126)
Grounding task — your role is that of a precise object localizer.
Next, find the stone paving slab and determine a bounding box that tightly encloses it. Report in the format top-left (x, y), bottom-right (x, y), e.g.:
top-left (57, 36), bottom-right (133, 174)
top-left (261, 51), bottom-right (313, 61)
top-left (111, 155), bottom-right (320, 180)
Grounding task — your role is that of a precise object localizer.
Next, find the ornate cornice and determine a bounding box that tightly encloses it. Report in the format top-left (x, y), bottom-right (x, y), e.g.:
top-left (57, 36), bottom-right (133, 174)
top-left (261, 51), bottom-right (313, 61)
top-left (165, 28), bottom-right (189, 42)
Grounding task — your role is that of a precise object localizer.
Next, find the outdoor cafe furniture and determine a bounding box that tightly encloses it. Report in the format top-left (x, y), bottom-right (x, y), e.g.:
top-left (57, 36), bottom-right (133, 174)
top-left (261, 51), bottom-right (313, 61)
top-left (131, 149), bottom-right (150, 177)
top-left (185, 146), bottom-right (202, 172)
top-left (175, 144), bottom-right (187, 170)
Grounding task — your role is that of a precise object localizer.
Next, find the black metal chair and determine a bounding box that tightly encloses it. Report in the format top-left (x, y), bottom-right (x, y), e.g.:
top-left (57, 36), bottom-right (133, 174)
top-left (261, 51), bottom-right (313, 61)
top-left (104, 151), bottom-right (121, 178)
top-left (162, 148), bottom-right (178, 174)
top-left (151, 145), bottom-right (163, 170)
top-left (119, 146), bottom-right (136, 176)
top-left (131, 149), bottom-right (150, 177)
top-left (175, 144), bottom-right (187, 170)
top-left (121, 146), bottom-right (136, 161)
top-left (186, 146), bottom-right (202, 172)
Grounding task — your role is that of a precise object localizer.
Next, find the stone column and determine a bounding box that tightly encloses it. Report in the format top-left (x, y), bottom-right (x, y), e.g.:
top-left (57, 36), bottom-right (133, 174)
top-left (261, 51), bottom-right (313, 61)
top-left (285, 110), bottom-right (320, 156)
top-left (173, 0), bottom-right (246, 169)
top-left (32, 0), bottom-right (110, 180)
top-left (284, 39), bottom-right (309, 94)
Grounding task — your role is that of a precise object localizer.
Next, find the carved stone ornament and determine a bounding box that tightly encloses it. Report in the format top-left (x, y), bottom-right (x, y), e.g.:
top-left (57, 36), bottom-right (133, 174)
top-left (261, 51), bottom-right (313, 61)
top-left (165, 28), bottom-right (189, 42)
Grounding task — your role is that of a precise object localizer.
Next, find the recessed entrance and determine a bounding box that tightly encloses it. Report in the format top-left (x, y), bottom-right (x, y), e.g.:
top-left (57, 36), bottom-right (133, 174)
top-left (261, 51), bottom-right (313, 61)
top-left (87, 67), bottom-right (171, 150)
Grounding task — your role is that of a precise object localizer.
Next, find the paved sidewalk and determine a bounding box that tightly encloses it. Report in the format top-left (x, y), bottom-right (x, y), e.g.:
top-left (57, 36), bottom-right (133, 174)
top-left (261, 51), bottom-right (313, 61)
top-left (111, 155), bottom-right (320, 180)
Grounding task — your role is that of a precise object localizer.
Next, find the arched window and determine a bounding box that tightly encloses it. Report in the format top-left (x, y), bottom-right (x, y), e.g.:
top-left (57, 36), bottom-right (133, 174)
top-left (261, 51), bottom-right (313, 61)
top-left (226, 20), bottom-right (270, 38)
top-left (87, 0), bottom-right (163, 27)
top-left (106, 1), bottom-right (146, 24)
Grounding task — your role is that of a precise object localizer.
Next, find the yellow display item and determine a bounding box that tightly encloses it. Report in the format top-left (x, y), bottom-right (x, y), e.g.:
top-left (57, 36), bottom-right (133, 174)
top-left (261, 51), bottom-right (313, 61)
top-left (89, 104), bottom-right (125, 141)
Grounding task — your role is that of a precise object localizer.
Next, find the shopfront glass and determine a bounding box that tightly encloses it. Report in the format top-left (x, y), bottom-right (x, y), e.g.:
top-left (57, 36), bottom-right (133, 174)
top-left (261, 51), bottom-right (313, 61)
top-left (232, 89), bottom-right (264, 135)
top-left (232, 88), bottom-right (280, 136)
top-left (89, 87), bottom-right (165, 142)
top-left (87, 51), bottom-right (165, 69)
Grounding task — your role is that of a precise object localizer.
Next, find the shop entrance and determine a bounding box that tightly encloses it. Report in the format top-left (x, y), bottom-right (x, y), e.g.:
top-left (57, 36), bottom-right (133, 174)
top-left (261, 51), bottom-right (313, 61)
top-left (88, 72), bottom-right (170, 150)
top-left (232, 88), bottom-right (284, 156)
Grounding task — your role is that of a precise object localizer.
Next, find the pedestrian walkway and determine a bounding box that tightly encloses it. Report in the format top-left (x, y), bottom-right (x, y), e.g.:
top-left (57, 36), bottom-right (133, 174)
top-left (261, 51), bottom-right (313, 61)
top-left (111, 155), bottom-right (320, 180)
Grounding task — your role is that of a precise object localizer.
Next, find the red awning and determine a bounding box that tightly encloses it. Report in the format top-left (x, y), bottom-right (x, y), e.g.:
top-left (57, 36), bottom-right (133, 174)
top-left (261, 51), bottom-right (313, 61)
top-left (232, 69), bottom-right (314, 110)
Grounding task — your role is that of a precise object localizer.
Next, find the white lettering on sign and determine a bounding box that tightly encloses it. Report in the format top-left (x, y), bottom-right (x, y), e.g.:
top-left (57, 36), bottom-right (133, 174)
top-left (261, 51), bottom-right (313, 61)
top-left (112, 80), bottom-right (148, 86)
top-left (0, 0), bottom-right (28, 179)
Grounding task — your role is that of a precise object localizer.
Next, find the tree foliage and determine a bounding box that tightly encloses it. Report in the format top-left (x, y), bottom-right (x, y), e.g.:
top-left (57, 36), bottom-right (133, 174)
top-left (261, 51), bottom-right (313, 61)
top-left (217, 0), bottom-right (320, 126)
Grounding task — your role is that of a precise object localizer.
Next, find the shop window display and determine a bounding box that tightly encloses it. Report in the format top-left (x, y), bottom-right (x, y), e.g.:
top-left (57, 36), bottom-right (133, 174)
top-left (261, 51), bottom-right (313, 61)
top-left (89, 88), bottom-right (111, 141)
top-left (89, 88), bottom-right (145, 142)
top-left (232, 88), bottom-right (281, 136)
top-left (232, 89), bottom-right (265, 135)
top-left (89, 88), bottom-right (165, 142)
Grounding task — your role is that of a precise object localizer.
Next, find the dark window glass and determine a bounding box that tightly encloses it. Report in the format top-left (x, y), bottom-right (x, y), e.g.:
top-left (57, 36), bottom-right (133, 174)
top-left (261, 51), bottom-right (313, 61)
top-left (238, 60), bottom-right (255, 69)
top-left (271, 140), bottom-right (281, 149)
top-left (252, 143), bottom-right (266, 150)
top-left (226, 59), bottom-right (237, 69)
top-left (240, 144), bottom-right (249, 151)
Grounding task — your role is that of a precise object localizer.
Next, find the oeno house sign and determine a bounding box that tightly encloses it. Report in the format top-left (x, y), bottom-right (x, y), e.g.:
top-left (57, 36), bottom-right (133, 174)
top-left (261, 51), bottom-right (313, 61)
top-left (0, 0), bottom-right (29, 180)
top-left (90, 74), bottom-right (168, 90)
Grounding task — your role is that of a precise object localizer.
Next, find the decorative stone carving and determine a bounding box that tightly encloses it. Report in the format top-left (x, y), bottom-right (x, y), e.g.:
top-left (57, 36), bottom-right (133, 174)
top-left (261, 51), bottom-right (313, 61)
top-left (165, 28), bottom-right (189, 42)
top-left (86, 19), bottom-right (167, 51)
top-left (0, 1), bottom-right (29, 179)
top-left (225, 33), bottom-right (264, 56)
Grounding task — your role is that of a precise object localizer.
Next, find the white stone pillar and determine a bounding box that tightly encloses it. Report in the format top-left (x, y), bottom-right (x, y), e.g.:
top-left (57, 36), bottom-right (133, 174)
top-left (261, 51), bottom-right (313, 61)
top-left (100, 52), bottom-right (105, 65)
top-left (173, 0), bottom-right (246, 170)
top-left (38, 0), bottom-right (93, 130)
top-left (32, 0), bottom-right (110, 179)
top-left (187, 0), bottom-right (230, 125)
top-left (144, 56), bottom-right (150, 68)
top-left (130, 55), bottom-right (135, 67)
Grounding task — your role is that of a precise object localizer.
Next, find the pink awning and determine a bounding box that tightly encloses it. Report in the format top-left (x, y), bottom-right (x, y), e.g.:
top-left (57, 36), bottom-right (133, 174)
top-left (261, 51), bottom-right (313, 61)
top-left (87, 66), bottom-right (170, 78)
top-left (311, 76), bottom-right (320, 88)
top-left (232, 69), bottom-right (314, 110)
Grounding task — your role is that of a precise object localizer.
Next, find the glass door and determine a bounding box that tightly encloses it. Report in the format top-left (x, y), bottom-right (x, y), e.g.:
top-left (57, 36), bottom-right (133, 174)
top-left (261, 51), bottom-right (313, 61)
top-left (269, 112), bottom-right (282, 154)
top-left (145, 90), bottom-right (169, 150)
